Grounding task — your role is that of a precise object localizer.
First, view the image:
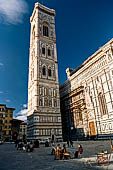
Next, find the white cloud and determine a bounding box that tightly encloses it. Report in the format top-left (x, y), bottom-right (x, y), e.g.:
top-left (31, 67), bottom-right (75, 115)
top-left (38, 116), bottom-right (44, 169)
top-left (15, 115), bottom-right (27, 121)
top-left (0, 62), bottom-right (4, 66)
top-left (19, 108), bottom-right (28, 115)
top-left (6, 99), bottom-right (11, 102)
top-left (23, 103), bottom-right (28, 108)
top-left (15, 107), bottom-right (28, 121)
top-left (0, 0), bottom-right (28, 24)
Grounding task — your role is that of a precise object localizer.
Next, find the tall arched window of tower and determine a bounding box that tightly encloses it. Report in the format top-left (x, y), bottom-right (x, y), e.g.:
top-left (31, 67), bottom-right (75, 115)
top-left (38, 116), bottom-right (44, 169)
top-left (42, 66), bottom-right (46, 76)
top-left (98, 92), bottom-right (108, 116)
top-left (43, 22), bottom-right (49, 37)
top-left (42, 45), bottom-right (46, 56)
top-left (48, 47), bottom-right (51, 57)
top-left (48, 67), bottom-right (52, 77)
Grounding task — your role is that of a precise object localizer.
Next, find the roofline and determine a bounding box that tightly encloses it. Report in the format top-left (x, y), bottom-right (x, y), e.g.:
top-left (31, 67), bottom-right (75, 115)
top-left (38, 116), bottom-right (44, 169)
top-left (0, 104), bottom-right (6, 106)
top-left (60, 38), bottom-right (113, 88)
top-left (0, 104), bottom-right (15, 110)
top-left (6, 107), bottom-right (15, 110)
top-left (70, 38), bottom-right (113, 76)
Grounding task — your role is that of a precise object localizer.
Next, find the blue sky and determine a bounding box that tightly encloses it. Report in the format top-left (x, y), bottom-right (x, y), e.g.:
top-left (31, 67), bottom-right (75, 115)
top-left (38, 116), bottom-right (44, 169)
top-left (0, 0), bottom-right (113, 120)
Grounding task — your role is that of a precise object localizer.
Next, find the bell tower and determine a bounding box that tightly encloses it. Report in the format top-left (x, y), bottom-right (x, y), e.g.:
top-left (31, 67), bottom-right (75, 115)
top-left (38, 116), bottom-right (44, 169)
top-left (27, 2), bottom-right (62, 140)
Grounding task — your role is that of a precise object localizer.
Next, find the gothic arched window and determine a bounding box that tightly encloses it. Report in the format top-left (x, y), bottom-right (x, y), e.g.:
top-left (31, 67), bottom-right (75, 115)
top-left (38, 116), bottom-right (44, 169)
top-left (39, 98), bottom-right (43, 106)
top-left (42, 47), bottom-right (45, 55)
top-left (54, 99), bottom-right (57, 107)
top-left (48, 68), bottom-right (52, 77)
top-left (48, 48), bottom-right (51, 56)
top-left (42, 66), bottom-right (46, 76)
top-left (98, 92), bottom-right (108, 116)
top-left (43, 23), bottom-right (49, 37)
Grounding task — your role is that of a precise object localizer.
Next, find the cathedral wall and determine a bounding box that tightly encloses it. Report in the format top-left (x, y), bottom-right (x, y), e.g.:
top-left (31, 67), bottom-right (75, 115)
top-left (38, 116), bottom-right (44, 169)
top-left (60, 39), bottom-right (113, 138)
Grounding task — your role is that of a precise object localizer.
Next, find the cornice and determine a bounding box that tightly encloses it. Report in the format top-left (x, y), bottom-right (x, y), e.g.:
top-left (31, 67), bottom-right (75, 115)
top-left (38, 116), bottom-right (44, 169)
top-left (30, 2), bottom-right (55, 23)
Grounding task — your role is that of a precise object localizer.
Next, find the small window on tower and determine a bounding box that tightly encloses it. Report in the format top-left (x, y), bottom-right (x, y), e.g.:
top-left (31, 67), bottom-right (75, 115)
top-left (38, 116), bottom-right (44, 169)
top-left (42, 66), bottom-right (46, 76)
top-left (48, 49), bottom-right (51, 56)
top-left (48, 68), bottom-right (51, 77)
top-left (43, 25), bottom-right (49, 37)
top-left (42, 47), bottom-right (45, 55)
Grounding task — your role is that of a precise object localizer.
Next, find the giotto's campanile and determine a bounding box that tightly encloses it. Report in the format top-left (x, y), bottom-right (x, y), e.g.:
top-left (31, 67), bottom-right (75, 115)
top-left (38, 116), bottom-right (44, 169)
top-left (27, 2), bottom-right (62, 140)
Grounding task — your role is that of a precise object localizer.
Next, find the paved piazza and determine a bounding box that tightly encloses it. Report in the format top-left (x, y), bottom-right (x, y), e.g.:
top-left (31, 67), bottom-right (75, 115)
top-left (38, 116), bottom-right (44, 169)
top-left (0, 140), bottom-right (113, 170)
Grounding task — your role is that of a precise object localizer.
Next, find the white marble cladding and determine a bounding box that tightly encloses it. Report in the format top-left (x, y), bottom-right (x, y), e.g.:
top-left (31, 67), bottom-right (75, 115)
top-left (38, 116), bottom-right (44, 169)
top-left (27, 3), bottom-right (62, 139)
top-left (60, 38), bottom-right (113, 137)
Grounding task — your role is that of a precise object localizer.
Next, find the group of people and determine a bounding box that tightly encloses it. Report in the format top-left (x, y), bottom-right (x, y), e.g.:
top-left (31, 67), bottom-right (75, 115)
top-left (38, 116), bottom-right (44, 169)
top-left (53, 144), bottom-right (68, 160)
top-left (15, 138), bottom-right (83, 158)
top-left (52, 143), bottom-right (83, 160)
top-left (15, 139), bottom-right (39, 152)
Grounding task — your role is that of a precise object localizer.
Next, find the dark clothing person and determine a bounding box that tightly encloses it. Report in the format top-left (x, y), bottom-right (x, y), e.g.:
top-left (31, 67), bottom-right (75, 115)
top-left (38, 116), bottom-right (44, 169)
top-left (78, 144), bottom-right (83, 154)
top-left (74, 151), bottom-right (78, 158)
top-left (26, 141), bottom-right (30, 152)
top-left (51, 135), bottom-right (54, 143)
top-left (30, 141), bottom-right (34, 152)
top-left (51, 146), bottom-right (56, 155)
top-left (17, 140), bottom-right (23, 150)
top-left (61, 144), bottom-right (67, 160)
top-left (70, 140), bottom-right (73, 147)
top-left (67, 139), bottom-right (70, 147)
top-left (15, 140), bottom-right (18, 148)
top-left (45, 141), bottom-right (49, 147)
top-left (74, 144), bottom-right (83, 158)
top-left (34, 140), bottom-right (39, 148)
top-left (62, 144), bottom-right (66, 153)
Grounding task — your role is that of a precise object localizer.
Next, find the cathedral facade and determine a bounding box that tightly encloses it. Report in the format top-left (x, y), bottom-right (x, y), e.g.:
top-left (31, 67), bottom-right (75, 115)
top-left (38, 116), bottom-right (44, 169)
top-left (60, 39), bottom-right (113, 140)
top-left (27, 3), bottom-right (62, 140)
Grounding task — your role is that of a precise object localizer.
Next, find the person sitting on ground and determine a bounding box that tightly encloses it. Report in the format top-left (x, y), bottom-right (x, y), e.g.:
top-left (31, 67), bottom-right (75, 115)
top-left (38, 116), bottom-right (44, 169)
top-left (45, 141), bottom-right (49, 147)
top-left (17, 140), bottom-right (22, 150)
top-left (62, 144), bottom-right (71, 160)
top-left (54, 144), bottom-right (61, 160)
top-left (30, 141), bottom-right (34, 152)
top-left (74, 144), bottom-right (83, 158)
top-left (34, 140), bottom-right (39, 148)
top-left (61, 144), bottom-right (66, 159)
top-left (78, 144), bottom-right (83, 154)
top-left (26, 140), bottom-right (30, 152)
top-left (62, 144), bottom-right (66, 153)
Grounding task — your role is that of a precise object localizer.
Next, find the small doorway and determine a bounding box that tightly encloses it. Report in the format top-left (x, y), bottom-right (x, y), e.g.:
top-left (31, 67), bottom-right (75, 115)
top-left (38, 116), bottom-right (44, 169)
top-left (89, 121), bottom-right (96, 138)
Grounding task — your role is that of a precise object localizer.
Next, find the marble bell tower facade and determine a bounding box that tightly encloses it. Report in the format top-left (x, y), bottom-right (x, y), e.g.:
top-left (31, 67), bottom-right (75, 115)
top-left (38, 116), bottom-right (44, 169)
top-left (27, 3), bottom-right (62, 140)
